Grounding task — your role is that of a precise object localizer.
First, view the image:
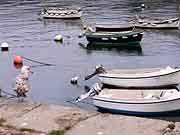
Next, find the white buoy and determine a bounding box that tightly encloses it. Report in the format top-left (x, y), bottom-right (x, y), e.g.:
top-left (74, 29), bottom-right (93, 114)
top-left (141, 4), bottom-right (146, 8)
top-left (54, 34), bottom-right (63, 42)
top-left (70, 76), bottom-right (79, 85)
top-left (1, 42), bottom-right (9, 51)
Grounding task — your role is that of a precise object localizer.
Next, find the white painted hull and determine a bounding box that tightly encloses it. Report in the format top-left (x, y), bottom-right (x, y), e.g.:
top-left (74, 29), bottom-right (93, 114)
top-left (41, 13), bottom-right (81, 19)
top-left (134, 17), bottom-right (179, 29)
top-left (41, 10), bottom-right (82, 19)
top-left (92, 89), bottom-right (180, 115)
top-left (135, 21), bottom-right (179, 29)
top-left (99, 67), bottom-right (180, 88)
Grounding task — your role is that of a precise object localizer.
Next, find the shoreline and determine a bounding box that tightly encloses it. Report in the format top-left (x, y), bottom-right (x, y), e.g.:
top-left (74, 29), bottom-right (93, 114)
top-left (0, 97), bottom-right (180, 135)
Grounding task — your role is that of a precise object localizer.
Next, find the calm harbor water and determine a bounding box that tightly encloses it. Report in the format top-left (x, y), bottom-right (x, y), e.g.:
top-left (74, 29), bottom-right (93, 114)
top-left (0, 0), bottom-right (180, 106)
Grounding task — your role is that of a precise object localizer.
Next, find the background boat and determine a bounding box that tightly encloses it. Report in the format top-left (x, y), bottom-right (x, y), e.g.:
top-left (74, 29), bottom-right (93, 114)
top-left (133, 16), bottom-right (179, 29)
top-left (40, 7), bottom-right (82, 19)
top-left (85, 31), bottom-right (143, 46)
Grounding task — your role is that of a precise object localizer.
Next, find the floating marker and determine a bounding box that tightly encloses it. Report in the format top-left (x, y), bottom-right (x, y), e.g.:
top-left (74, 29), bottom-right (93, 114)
top-left (13, 55), bottom-right (23, 69)
top-left (70, 76), bottom-right (79, 85)
top-left (1, 42), bottom-right (9, 51)
top-left (141, 4), bottom-right (146, 8)
top-left (54, 34), bottom-right (63, 42)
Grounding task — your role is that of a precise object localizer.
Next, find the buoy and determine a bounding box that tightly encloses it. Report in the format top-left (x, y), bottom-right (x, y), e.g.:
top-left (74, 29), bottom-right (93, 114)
top-left (70, 76), bottom-right (79, 85)
top-left (13, 55), bottom-right (23, 69)
top-left (141, 4), bottom-right (146, 8)
top-left (1, 42), bottom-right (9, 51)
top-left (54, 34), bottom-right (63, 42)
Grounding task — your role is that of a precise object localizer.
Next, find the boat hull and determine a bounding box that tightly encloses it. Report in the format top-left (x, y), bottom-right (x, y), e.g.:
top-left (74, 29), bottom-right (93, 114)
top-left (42, 13), bottom-right (81, 19)
top-left (85, 31), bottom-right (143, 45)
top-left (92, 90), bottom-right (180, 115)
top-left (95, 25), bottom-right (134, 32)
top-left (99, 68), bottom-right (180, 88)
top-left (134, 17), bottom-right (179, 29)
top-left (41, 8), bottom-right (82, 19)
top-left (93, 98), bottom-right (180, 115)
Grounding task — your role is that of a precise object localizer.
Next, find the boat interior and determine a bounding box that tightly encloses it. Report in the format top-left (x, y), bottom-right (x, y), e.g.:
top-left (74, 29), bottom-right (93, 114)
top-left (94, 88), bottom-right (180, 102)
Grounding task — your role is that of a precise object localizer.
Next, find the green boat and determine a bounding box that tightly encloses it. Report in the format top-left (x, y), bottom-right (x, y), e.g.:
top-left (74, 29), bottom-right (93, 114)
top-left (85, 31), bottom-right (143, 47)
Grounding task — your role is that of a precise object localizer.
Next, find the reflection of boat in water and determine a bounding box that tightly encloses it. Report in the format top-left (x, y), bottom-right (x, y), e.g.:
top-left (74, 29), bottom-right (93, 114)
top-left (79, 43), bottom-right (143, 55)
top-left (40, 7), bottom-right (82, 19)
top-left (86, 42), bottom-right (142, 49)
top-left (42, 18), bottom-right (83, 27)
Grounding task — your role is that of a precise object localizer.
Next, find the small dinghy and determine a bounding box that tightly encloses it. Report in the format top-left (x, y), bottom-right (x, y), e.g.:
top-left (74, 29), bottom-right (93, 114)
top-left (92, 88), bottom-right (180, 115)
top-left (85, 31), bottom-right (143, 47)
top-left (85, 65), bottom-right (180, 88)
top-left (40, 7), bottom-right (82, 19)
top-left (133, 15), bottom-right (179, 29)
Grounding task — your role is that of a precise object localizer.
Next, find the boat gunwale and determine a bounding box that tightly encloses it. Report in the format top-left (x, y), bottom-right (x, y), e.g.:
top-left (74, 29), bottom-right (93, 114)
top-left (85, 31), bottom-right (143, 37)
top-left (99, 68), bottom-right (180, 79)
top-left (92, 92), bottom-right (180, 104)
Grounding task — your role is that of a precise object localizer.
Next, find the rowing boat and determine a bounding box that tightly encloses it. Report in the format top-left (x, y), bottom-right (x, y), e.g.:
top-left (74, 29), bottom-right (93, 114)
top-left (92, 88), bottom-right (180, 115)
top-left (133, 16), bottom-right (179, 29)
top-left (40, 7), bottom-right (82, 19)
top-left (85, 66), bottom-right (180, 88)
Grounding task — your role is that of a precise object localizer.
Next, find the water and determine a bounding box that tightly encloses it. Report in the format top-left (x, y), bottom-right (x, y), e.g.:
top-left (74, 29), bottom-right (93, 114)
top-left (0, 0), bottom-right (180, 106)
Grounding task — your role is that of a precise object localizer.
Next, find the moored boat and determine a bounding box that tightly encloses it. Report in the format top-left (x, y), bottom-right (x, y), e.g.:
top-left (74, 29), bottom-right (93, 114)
top-left (92, 88), bottom-right (180, 115)
top-left (85, 31), bottom-right (143, 46)
top-left (40, 7), bottom-right (82, 19)
top-left (133, 16), bottom-right (179, 29)
top-left (85, 65), bottom-right (180, 88)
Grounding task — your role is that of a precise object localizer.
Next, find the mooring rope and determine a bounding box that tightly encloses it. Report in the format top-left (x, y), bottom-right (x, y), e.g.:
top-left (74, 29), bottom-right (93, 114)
top-left (66, 99), bottom-right (95, 107)
top-left (21, 56), bottom-right (56, 66)
top-left (0, 89), bottom-right (17, 98)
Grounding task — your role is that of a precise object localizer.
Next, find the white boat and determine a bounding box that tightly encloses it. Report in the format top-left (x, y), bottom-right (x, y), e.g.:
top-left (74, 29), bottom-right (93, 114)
top-left (85, 66), bottom-right (180, 88)
top-left (40, 7), bottom-right (82, 19)
top-left (133, 16), bottom-right (179, 29)
top-left (92, 88), bottom-right (180, 115)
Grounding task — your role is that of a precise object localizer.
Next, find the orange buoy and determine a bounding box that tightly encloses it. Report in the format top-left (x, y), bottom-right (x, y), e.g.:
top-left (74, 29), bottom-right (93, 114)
top-left (14, 55), bottom-right (23, 69)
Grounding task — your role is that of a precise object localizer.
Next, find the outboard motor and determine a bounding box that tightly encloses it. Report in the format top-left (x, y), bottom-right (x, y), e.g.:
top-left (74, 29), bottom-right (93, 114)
top-left (76, 83), bottom-right (102, 102)
top-left (85, 64), bottom-right (106, 80)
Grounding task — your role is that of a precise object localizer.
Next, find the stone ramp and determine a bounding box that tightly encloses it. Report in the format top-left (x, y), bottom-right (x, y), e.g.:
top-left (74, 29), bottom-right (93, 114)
top-left (66, 114), bottom-right (178, 135)
top-left (0, 98), bottom-right (180, 135)
top-left (8, 104), bottom-right (98, 133)
top-left (0, 98), bottom-right (98, 133)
